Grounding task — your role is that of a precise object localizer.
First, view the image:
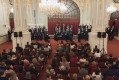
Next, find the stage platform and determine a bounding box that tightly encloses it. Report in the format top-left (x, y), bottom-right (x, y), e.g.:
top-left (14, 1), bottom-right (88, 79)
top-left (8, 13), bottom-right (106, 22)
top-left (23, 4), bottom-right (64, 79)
top-left (49, 35), bottom-right (78, 39)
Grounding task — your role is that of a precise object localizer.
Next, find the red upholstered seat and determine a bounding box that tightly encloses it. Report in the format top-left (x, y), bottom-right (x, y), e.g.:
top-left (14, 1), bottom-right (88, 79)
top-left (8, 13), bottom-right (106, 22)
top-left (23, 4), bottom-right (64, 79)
top-left (13, 65), bottom-right (19, 73)
top-left (17, 73), bottom-right (24, 80)
top-left (70, 67), bottom-right (78, 73)
top-left (105, 76), bottom-right (113, 80)
top-left (31, 74), bottom-right (37, 80)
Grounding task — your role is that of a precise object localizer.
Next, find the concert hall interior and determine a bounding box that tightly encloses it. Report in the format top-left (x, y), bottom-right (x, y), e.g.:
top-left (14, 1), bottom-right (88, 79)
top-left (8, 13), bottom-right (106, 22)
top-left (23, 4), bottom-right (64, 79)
top-left (0, 0), bottom-right (119, 80)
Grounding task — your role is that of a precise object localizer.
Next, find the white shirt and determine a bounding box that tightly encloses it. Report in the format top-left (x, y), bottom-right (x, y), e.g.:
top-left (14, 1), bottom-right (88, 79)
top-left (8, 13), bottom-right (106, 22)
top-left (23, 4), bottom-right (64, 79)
top-left (94, 53), bottom-right (101, 57)
top-left (79, 58), bottom-right (86, 63)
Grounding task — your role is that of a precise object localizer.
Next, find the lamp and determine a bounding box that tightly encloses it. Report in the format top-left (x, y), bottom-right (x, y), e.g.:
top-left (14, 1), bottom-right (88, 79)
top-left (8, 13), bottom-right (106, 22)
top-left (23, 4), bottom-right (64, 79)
top-left (106, 5), bottom-right (117, 13)
top-left (39, 0), bottom-right (67, 16)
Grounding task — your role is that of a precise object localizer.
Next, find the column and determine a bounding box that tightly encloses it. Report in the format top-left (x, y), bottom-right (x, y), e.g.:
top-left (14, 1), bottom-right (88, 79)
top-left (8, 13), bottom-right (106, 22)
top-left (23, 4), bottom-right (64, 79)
top-left (12, 0), bottom-right (31, 51)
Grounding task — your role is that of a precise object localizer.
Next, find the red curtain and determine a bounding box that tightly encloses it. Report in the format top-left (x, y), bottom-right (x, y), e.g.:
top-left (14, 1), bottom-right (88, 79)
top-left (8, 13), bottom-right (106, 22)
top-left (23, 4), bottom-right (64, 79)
top-left (48, 22), bottom-right (80, 35)
top-left (108, 20), bottom-right (114, 27)
top-left (115, 20), bottom-right (119, 29)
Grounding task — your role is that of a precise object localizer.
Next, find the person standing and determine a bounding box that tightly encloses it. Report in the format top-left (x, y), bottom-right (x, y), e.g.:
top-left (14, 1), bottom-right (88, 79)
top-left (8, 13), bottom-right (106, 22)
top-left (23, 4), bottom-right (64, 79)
top-left (8, 28), bottom-right (12, 41)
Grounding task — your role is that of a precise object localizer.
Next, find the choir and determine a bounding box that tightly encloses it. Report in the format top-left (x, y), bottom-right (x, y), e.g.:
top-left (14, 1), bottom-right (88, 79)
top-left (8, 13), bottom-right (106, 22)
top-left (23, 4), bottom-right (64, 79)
top-left (54, 24), bottom-right (74, 41)
top-left (78, 24), bottom-right (92, 42)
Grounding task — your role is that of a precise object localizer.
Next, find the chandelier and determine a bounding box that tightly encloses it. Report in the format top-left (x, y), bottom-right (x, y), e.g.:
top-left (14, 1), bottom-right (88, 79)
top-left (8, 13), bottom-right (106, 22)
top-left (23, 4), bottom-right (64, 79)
top-left (106, 5), bottom-right (117, 13)
top-left (39, 0), bottom-right (67, 16)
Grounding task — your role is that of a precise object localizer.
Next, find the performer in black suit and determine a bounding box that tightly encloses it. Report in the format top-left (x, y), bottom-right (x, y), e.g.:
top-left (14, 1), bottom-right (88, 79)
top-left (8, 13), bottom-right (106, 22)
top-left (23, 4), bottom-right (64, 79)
top-left (81, 26), bottom-right (84, 40)
top-left (84, 26), bottom-right (89, 41)
top-left (31, 28), bottom-right (34, 40)
top-left (78, 24), bottom-right (81, 29)
top-left (8, 28), bottom-right (12, 41)
top-left (109, 26), bottom-right (114, 40)
top-left (78, 28), bottom-right (81, 42)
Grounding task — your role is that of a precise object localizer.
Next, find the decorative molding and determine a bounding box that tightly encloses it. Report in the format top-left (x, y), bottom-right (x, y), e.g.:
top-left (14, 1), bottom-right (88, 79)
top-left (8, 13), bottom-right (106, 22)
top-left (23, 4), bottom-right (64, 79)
top-left (113, 0), bottom-right (119, 3)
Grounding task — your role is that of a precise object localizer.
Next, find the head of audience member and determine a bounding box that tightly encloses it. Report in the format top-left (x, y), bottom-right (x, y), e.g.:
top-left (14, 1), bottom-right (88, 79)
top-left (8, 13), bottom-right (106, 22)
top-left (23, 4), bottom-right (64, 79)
top-left (92, 61), bottom-right (97, 65)
top-left (72, 73), bottom-right (77, 80)
top-left (85, 75), bottom-right (90, 80)
top-left (95, 69), bottom-right (100, 75)
top-left (7, 55), bottom-right (12, 60)
top-left (3, 49), bottom-right (6, 53)
top-left (109, 54), bottom-right (113, 58)
top-left (9, 71), bottom-right (18, 80)
top-left (25, 72), bottom-right (31, 79)
top-left (0, 62), bottom-right (6, 68)
top-left (32, 58), bottom-right (38, 64)
top-left (12, 55), bottom-right (17, 60)
top-left (27, 42), bottom-right (29, 45)
top-left (62, 57), bottom-right (67, 63)
top-left (10, 49), bottom-right (13, 52)
top-left (59, 65), bottom-right (66, 71)
top-left (24, 59), bottom-right (30, 65)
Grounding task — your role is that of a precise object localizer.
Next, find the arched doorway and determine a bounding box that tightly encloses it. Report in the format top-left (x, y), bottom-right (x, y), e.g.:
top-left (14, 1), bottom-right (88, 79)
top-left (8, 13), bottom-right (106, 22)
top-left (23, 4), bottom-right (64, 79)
top-left (48, 0), bottom-right (80, 35)
top-left (109, 11), bottom-right (119, 37)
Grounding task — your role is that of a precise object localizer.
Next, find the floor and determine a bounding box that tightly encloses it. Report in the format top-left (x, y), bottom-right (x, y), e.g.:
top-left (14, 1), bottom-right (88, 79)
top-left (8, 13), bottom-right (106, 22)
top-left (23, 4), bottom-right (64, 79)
top-left (0, 39), bottom-right (119, 80)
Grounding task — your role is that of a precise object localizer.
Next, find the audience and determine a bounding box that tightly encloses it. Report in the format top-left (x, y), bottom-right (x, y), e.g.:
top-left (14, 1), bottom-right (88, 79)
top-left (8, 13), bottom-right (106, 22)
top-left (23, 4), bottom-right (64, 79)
top-left (0, 39), bottom-right (119, 80)
top-left (0, 70), bottom-right (8, 80)
top-left (23, 72), bottom-right (32, 80)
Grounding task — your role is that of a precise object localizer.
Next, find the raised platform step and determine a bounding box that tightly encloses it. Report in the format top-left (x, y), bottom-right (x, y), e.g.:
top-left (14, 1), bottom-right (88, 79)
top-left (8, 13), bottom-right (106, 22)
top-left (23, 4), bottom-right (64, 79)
top-left (49, 35), bottom-right (78, 39)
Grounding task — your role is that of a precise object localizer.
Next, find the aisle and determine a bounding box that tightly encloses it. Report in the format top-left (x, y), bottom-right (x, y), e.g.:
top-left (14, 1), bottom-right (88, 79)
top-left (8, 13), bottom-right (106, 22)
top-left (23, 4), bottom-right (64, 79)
top-left (39, 39), bottom-right (58, 80)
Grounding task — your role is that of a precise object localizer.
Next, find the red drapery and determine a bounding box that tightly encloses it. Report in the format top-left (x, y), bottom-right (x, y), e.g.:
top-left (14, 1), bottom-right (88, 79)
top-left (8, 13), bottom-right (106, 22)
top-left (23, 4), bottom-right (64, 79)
top-left (108, 20), bottom-right (114, 27)
top-left (48, 22), bottom-right (80, 35)
top-left (109, 20), bottom-right (119, 29)
top-left (115, 20), bottom-right (119, 29)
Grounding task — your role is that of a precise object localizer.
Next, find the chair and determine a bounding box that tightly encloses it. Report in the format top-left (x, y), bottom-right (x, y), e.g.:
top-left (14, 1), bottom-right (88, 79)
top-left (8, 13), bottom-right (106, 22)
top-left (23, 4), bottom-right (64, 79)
top-left (24, 65), bottom-right (29, 71)
top-left (70, 62), bottom-right (78, 67)
top-left (98, 62), bottom-right (105, 68)
top-left (105, 76), bottom-right (113, 80)
top-left (70, 67), bottom-right (78, 73)
top-left (13, 60), bottom-right (18, 65)
top-left (13, 65), bottom-right (19, 73)
top-left (17, 73), bottom-right (24, 80)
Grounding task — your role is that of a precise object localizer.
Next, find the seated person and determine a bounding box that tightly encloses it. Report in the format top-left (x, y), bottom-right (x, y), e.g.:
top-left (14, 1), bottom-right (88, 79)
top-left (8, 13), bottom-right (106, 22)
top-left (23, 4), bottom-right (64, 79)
top-left (58, 65), bottom-right (68, 75)
top-left (38, 54), bottom-right (44, 62)
top-left (94, 50), bottom-right (101, 58)
top-left (29, 64), bottom-right (39, 76)
top-left (79, 65), bottom-right (88, 76)
top-left (25, 42), bottom-right (31, 49)
top-left (79, 56), bottom-right (87, 63)
top-left (93, 45), bottom-right (99, 53)
top-left (2, 49), bottom-right (7, 56)
top-left (23, 72), bottom-right (32, 80)
top-left (8, 49), bottom-right (16, 56)
top-left (92, 69), bottom-right (102, 80)
top-left (0, 70), bottom-right (8, 80)
top-left (16, 44), bottom-right (23, 53)
top-left (60, 57), bottom-right (70, 69)
top-left (32, 58), bottom-right (40, 66)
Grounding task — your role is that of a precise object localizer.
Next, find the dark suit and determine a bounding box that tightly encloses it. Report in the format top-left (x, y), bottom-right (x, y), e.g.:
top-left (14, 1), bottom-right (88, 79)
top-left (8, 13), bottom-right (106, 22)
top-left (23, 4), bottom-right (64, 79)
top-left (8, 30), bottom-right (12, 41)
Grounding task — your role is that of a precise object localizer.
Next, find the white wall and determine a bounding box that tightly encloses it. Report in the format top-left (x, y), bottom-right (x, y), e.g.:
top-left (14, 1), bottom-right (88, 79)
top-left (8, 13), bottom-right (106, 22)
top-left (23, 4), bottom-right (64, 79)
top-left (27, 0), bottom-right (48, 29)
top-left (0, 0), bottom-right (10, 36)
